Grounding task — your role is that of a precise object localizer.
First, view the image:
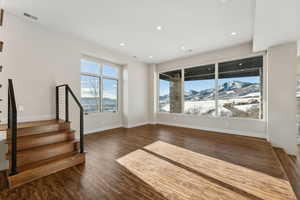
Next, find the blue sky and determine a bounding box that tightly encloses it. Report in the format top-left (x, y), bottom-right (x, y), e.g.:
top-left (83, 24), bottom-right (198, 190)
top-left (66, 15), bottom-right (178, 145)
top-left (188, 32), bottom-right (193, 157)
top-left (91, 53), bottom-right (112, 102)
top-left (81, 60), bottom-right (118, 77)
top-left (160, 76), bottom-right (259, 96)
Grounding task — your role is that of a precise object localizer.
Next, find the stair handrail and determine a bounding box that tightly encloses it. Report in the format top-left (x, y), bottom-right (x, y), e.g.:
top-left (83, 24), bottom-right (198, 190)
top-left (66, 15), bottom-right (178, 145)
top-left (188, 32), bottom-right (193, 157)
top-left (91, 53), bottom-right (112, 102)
top-left (8, 79), bottom-right (18, 175)
top-left (56, 84), bottom-right (84, 153)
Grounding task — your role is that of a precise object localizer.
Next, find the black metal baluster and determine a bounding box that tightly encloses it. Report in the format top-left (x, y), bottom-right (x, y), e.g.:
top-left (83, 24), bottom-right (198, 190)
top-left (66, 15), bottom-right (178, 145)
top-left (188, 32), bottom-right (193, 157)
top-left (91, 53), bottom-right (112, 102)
top-left (56, 86), bottom-right (59, 120)
top-left (8, 79), bottom-right (17, 175)
top-left (65, 86), bottom-right (69, 122)
top-left (80, 110), bottom-right (84, 153)
top-left (8, 87), bottom-right (10, 128)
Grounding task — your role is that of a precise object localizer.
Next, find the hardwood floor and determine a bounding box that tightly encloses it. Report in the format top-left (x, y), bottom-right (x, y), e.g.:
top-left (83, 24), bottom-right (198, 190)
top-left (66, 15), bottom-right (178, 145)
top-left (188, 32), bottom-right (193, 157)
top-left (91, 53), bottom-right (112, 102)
top-left (0, 124), bottom-right (295, 200)
top-left (273, 147), bottom-right (300, 200)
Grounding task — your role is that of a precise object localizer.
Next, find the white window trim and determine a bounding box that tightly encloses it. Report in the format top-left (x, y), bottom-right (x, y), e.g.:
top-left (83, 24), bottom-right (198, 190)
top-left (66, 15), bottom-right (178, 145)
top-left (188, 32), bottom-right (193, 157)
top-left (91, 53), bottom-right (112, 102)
top-left (157, 53), bottom-right (266, 121)
top-left (80, 57), bottom-right (120, 114)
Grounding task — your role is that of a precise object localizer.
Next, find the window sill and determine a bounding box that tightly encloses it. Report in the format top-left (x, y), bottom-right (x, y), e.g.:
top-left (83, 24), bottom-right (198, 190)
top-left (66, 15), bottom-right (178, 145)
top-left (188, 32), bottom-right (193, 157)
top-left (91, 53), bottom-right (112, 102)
top-left (156, 112), bottom-right (265, 122)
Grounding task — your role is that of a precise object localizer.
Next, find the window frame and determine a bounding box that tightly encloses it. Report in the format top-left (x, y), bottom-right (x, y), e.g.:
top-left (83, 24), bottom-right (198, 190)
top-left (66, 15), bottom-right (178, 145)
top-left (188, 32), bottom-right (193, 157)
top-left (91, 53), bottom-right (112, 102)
top-left (183, 64), bottom-right (216, 116)
top-left (80, 57), bottom-right (120, 114)
top-left (157, 53), bottom-right (266, 121)
top-left (80, 73), bottom-right (102, 113)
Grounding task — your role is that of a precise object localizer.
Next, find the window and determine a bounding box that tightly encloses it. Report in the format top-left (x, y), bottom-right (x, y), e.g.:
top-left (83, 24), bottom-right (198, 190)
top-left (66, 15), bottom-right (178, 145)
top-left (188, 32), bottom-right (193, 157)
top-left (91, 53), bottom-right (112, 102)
top-left (184, 64), bottom-right (216, 115)
top-left (80, 75), bottom-right (101, 112)
top-left (102, 79), bottom-right (118, 112)
top-left (80, 59), bottom-right (119, 113)
top-left (81, 60), bottom-right (100, 75)
top-left (218, 57), bottom-right (263, 119)
top-left (103, 65), bottom-right (118, 77)
top-left (159, 70), bottom-right (182, 113)
top-left (158, 56), bottom-right (264, 120)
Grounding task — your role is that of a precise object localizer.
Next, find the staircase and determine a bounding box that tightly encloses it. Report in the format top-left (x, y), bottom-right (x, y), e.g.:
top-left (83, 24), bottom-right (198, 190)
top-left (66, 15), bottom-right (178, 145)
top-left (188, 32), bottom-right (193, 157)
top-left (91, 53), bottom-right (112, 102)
top-left (3, 80), bottom-right (86, 188)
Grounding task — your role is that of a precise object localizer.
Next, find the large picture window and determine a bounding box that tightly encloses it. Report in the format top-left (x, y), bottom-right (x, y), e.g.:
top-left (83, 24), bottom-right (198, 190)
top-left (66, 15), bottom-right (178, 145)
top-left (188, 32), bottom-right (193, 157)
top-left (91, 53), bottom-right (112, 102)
top-left (80, 59), bottom-right (119, 113)
top-left (158, 56), bottom-right (264, 120)
top-left (218, 57), bottom-right (263, 119)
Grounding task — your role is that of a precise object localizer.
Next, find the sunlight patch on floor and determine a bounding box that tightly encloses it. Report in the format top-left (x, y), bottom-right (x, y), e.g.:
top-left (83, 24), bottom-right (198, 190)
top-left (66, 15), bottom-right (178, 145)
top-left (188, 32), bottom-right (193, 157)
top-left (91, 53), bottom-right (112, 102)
top-left (144, 141), bottom-right (296, 200)
top-left (117, 149), bottom-right (250, 200)
top-left (117, 141), bottom-right (297, 200)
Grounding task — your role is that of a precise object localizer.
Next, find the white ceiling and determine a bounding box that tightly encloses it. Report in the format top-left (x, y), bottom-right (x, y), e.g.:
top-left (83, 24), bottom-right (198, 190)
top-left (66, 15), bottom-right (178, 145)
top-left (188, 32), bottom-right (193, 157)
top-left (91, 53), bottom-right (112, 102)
top-left (3, 0), bottom-right (255, 63)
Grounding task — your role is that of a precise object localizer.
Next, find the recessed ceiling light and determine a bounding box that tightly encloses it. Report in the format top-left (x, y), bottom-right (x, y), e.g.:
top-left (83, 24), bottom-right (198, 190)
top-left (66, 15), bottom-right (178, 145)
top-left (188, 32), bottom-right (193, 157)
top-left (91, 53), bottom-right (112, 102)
top-left (149, 56), bottom-right (153, 59)
top-left (120, 43), bottom-right (125, 46)
top-left (156, 26), bottom-right (162, 31)
top-left (220, 0), bottom-right (228, 3)
top-left (231, 32), bottom-right (237, 36)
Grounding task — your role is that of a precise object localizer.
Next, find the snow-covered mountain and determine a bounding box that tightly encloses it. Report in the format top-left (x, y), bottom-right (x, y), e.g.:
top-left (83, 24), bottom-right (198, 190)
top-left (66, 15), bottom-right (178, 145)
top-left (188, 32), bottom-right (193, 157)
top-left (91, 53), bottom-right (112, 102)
top-left (161, 81), bottom-right (260, 102)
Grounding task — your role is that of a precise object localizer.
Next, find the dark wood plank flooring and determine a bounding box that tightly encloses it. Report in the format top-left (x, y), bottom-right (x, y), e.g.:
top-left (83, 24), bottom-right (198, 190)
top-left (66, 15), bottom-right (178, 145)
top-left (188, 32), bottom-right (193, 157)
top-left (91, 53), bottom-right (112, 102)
top-left (0, 124), bottom-right (291, 200)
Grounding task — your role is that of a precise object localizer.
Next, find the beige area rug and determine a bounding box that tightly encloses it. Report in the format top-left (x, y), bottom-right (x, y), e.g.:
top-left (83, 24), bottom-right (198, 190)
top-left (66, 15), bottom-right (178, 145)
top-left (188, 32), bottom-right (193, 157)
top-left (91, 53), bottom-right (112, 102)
top-left (144, 141), bottom-right (296, 200)
top-left (117, 149), bottom-right (252, 200)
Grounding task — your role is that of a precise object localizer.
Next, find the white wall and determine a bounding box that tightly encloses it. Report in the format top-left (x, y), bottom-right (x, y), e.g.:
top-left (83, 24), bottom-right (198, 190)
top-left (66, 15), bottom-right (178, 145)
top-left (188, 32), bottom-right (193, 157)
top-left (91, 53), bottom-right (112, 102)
top-left (0, 12), bottom-right (148, 134)
top-left (267, 42), bottom-right (298, 155)
top-left (147, 64), bottom-right (157, 124)
top-left (297, 40), bottom-right (300, 56)
top-left (123, 62), bottom-right (149, 128)
top-left (154, 43), bottom-right (267, 138)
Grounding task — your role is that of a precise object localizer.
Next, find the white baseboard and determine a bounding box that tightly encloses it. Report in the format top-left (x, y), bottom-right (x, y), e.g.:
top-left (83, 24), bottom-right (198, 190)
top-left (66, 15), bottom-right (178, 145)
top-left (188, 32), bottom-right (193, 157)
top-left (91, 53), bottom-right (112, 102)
top-left (84, 124), bottom-right (123, 135)
top-left (84, 121), bottom-right (266, 139)
top-left (82, 122), bottom-right (150, 137)
top-left (125, 122), bottom-right (149, 128)
top-left (157, 122), bottom-right (266, 139)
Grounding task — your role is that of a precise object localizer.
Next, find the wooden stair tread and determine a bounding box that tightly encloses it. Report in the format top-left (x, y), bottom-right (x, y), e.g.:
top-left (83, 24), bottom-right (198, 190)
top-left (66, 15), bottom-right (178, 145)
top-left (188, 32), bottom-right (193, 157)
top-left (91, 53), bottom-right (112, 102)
top-left (1, 120), bottom-right (65, 131)
top-left (273, 147), bottom-right (300, 200)
top-left (8, 153), bottom-right (85, 189)
top-left (6, 141), bottom-right (78, 158)
top-left (17, 151), bottom-right (79, 172)
top-left (6, 130), bottom-right (76, 152)
top-left (6, 121), bottom-right (71, 138)
top-left (5, 129), bottom-right (75, 142)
